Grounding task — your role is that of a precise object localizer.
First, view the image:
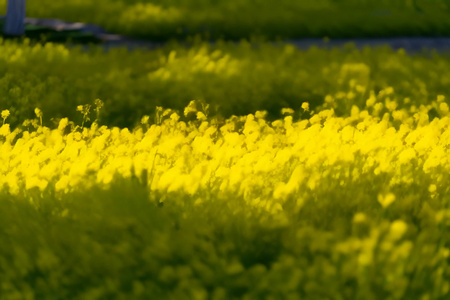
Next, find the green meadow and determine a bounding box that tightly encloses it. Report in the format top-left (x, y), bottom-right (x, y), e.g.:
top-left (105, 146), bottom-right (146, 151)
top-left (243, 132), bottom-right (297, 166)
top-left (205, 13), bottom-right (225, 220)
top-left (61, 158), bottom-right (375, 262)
top-left (0, 1), bottom-right (450, 299)
top-left (1, 0), bottom-right (450, 40)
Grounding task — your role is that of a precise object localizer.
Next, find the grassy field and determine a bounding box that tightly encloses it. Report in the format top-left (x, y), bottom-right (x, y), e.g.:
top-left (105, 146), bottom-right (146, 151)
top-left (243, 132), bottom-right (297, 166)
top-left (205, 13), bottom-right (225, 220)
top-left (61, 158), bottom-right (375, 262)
top-left (1, 38), bottom-right (450, 130)
top-left (0, 38), bottom-right (450, 298)
top-left (1, 0), bottom-right (450, 40)
top-left (0, 1), bottom-right (450, 299)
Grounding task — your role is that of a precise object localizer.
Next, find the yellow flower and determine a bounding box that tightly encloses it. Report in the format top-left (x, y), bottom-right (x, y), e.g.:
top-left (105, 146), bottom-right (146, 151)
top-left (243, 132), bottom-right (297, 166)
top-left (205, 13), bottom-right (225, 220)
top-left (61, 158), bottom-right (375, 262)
top-left (388, 220), bottom-right (408, 241)
top-left (34, 108), bottom-right (43, 118)
top-left (301, 102), bottom-right (309, 112)
top-left (439, 102), bottom-right (449, 115)
top-left (437, 95), bottom-right (446, 103)
top-left (384, 87), bottom-right (394, 95)
top-left (58, 118), bottom-right (69, 132)
top-left (1, 109), bottom-right (10, 120)
top-left (184, 100), bottom-right (197, 117)
top-left (94, 98), bottom-right (104, 109)
top-left (170, 113), bottom-right (180, 122)
top-left (365, 93), bottom-right (377, 107)
top-left (353, 213), bottom-right (367, 223)
top-left (196, 111), bottom-right (207, 121)
top-left (281, 108), bottom-right (294, 115)
top-left (55, 175), bottom-right (70, 192)
top-left (0, 124), bottom-right (10, 136)
top-left (141, 115), bottom-right (150, 124)
top-left (25, 176), bottom-right (48, 192)
top-left (378, 193), bottom-right (396, 208)
top-left (255, 110), bottom-right (267, 119)
top-left (428, 184), bottom-right (437, 193)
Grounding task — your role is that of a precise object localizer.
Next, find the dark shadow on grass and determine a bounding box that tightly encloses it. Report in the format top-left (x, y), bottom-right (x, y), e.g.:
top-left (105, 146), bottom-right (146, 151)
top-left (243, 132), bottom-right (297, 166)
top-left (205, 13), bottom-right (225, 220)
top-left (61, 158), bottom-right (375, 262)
top-left (0, 17), bottom-right (102, 44)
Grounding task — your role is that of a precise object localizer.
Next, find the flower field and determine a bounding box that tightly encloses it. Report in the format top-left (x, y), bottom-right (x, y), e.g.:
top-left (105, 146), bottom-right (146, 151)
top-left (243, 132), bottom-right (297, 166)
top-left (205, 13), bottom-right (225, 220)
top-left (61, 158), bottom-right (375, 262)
top-left (1, 95), bottom-right (450, 298)
top-left (1, 28), bottom-right (450, 299)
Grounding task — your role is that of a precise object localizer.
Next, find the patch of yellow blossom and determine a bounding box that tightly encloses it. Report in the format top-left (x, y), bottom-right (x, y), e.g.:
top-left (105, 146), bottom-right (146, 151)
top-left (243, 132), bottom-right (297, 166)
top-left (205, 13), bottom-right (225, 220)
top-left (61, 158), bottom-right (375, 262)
top-left (301, 102), bottom-right (309, 112)
top-left (1, 109), bottom-right (10, 123)
top-left (0, 93), bottom-right (450, 215)
top-left (378, 193), bottom-right (396, 208)
top-left (387, 220), bottom-right (408, 241)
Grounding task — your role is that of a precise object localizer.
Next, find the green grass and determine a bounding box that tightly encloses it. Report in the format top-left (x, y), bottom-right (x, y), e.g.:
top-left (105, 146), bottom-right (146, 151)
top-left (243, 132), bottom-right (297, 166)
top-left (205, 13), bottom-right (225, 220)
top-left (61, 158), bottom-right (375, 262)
top-left (1, 0), bottom-right (450, 40)
top-left (1, 38), bottom-right (450, 129)
top-left (1, 165), bottom-right (449, 299)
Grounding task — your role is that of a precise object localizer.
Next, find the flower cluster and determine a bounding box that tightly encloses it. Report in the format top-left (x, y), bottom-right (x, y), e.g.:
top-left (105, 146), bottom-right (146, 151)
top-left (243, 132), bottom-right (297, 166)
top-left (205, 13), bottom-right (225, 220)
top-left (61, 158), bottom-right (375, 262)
top-left (1, 95), bottom-right (449, 215)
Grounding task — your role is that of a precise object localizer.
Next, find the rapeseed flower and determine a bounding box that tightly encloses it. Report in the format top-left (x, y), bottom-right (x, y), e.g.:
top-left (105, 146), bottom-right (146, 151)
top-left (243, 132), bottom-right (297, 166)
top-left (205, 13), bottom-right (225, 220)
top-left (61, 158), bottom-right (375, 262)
top-left (301, 102), bottom-right (309, 111)
top-left (378, 193), bottom-right (396, 208)
top-left (1, 110), bottom-right (10, 124)
top-left (1, 97), bottom-right (450, 217)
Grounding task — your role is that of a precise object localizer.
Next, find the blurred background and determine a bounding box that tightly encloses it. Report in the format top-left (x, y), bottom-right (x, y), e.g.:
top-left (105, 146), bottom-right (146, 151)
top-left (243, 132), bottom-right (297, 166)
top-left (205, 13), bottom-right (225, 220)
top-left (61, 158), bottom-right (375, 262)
top-left (2, 0), bottom-right (450, 41)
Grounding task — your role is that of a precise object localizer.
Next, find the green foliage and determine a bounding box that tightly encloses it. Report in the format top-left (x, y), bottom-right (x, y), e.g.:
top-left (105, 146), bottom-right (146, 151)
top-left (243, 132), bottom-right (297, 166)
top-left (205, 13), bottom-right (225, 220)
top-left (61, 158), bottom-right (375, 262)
top-left (0, 5), bottom-right (449, 295)
top-left (0, 0), bottom-right (449, 40)
top-left (1, 39), bottom-right (450, 129)
top-left (0, 173), bottom-right (449, 299)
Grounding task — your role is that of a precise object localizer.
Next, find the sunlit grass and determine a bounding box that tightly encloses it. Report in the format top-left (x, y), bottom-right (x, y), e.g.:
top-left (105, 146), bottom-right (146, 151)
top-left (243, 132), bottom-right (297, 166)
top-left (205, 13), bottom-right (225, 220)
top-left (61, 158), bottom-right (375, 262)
top-left (1, 0), bottom-right (450, 40)
top-left (1, 38), bottom-right (450, 130)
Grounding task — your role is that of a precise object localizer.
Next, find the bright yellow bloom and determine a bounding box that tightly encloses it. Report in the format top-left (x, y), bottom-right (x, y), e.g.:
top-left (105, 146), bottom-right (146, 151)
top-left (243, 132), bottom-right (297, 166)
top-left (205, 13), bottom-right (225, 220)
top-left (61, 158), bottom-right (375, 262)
top-left (141, 115), bottom-right (150, 124)
top-left (1, 99), bottom-right (450, 217)
top-left (388, 220), bottom-right (408, 241)
top-left (281, 108), bottom-right (294, 115)
top-left (301, 102), bottom-right (309, 111)
top-left (1, 110), bottom-right (10, 120)
top-left (34, 108), bottom-right (43, 118)
top-left (184, 100), bottom-right (197, 116)
top-left (428, 184), bottom-right (437, 193)
top-left (378, 193), bottom-right (396, 208)
top-left (0, 124), bottom-right (10, 136)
